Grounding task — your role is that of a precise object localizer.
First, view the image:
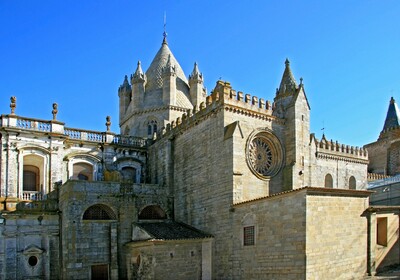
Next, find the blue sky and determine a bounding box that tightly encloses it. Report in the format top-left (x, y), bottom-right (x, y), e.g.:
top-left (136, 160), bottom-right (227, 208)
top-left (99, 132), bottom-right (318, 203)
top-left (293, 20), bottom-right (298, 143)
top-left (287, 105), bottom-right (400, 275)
top-left (1, 1), bottom-right (399, 146)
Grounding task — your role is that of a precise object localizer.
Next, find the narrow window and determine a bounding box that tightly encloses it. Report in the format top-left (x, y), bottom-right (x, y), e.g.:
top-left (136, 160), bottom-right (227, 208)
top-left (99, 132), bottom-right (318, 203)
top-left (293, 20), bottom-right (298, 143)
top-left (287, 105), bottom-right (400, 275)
top-left (349, 176), bottom-right (356, 190)
top-left (243, 226), bottom-right (255, 246)
top-left (377, 217), bottom-right (388, 246)
top-left (325, 174), bottom-right (333, 188)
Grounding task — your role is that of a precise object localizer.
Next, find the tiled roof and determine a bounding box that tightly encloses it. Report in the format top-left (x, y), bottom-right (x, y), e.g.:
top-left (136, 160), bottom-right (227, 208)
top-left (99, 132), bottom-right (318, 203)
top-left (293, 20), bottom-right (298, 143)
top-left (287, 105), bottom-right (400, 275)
top-left (135, 220), bottom-right (213, 240)
top-left (233, 187), bottom-right (373, 206)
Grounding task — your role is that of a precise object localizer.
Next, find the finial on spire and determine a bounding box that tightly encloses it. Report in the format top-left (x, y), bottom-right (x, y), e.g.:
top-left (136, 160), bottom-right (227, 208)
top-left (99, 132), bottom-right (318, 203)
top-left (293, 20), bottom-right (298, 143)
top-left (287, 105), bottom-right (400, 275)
top-left (163, 11), bottom-right (168, 44)
top-left (390, 96), bottom-right (395, 104)
top-left (285, 58), bottom-right (290, 67)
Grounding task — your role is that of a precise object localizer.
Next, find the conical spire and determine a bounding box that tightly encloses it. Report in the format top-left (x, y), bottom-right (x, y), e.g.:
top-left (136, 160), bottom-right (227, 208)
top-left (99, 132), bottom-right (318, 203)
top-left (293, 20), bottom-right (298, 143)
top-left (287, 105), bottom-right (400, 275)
top-left (382, 97), bottom-right (400, 131)
top-left (277, 58), bottom-right (298, 95)
top-left (119, 75), bottom-right (131, 91)
top-left (145, 39), bottom-right (187, 92)
top-left (132, 61), bottom-right (145, 82)
top-left (189, 62), bottom-right (203, 82)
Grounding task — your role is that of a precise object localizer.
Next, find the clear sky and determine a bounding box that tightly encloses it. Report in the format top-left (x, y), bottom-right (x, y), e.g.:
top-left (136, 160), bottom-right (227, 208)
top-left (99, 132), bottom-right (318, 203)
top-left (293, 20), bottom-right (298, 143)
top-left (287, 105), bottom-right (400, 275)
top-left (1, 1), bottom-right (399, 147)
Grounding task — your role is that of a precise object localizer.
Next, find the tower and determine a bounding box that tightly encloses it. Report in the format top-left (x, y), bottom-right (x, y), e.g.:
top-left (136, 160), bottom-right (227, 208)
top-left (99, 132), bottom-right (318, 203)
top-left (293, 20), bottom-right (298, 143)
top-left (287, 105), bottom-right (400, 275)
top-left (274, 59), bottom-right (310, 189)
top-left (189, 62), bottom-right (206, 107)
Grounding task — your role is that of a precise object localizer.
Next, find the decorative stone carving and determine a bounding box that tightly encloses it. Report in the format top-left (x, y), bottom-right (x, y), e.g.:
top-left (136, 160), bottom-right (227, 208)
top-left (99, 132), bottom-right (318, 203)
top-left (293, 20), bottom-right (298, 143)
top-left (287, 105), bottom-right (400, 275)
top-left (52, 103), bottom-right (58, 120)
top-left (106, 116), bottom-right (111, 131)
top-left (10, 96), bottom-right (16, 115)
top-left (246, 129), bottom-right (284, 179)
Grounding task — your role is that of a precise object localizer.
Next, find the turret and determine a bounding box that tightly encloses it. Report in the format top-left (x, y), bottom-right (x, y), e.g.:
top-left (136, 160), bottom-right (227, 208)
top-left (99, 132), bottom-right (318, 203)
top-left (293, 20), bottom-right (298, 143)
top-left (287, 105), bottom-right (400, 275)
top-left (189, 62), bottom-right (206, 107)
top-left (162, 54), bottom-right (177, 106)
top-left (274, 59), bottom-right (311, 190)
top-left (131, 61), bottom-right (146, 109)
top-left (274, 58), bottom-right (298, 113)
top-left (118, 75), bottom-right (132, 121)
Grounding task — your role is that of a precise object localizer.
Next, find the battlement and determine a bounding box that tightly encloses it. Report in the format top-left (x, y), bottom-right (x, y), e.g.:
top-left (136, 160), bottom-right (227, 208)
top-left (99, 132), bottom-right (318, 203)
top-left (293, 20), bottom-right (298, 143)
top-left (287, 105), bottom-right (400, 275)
top-left (157, 80), bottom-right (277, 140)
top-left (312, 133), bottom-right (368, 161)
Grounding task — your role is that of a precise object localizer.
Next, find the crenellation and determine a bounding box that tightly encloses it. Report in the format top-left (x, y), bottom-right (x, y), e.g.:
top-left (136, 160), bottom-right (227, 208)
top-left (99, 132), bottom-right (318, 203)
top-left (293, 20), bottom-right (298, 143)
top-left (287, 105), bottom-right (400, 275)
top-left (245, 94), bottom-right (251, 103)
top-left (237, 91), bottom-right (244, 101)
top-left (315, 136), bottom-right (368, 159)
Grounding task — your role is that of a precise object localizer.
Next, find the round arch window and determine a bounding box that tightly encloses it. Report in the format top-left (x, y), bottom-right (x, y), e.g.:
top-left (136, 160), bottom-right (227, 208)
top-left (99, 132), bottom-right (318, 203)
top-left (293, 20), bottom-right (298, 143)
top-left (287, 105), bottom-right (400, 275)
top-left (28, 256), bottom-right (38, 267)
top-left (246, 129), bottom-right (284, 179)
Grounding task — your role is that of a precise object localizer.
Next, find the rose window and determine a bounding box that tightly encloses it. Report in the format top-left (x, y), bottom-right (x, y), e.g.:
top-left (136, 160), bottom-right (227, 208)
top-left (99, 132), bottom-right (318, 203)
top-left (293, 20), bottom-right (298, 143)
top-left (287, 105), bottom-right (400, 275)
top-left (249, 138), bottom-right (273, 176)
top-left (246, 130), bottom-right (283, 179)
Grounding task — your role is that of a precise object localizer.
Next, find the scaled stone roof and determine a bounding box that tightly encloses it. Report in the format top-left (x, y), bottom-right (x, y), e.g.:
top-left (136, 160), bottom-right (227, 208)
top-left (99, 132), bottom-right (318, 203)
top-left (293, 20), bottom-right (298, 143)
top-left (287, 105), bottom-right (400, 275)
top-left (135, 220), bottom-right (213, 240)
top-left (144, 39), bottom-right (192, 108)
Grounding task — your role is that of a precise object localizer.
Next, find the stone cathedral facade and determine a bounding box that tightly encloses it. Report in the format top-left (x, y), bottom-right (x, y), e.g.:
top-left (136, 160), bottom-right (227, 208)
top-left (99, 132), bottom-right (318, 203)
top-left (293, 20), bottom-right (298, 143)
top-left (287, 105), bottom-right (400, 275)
top-left (0, 37), bottom-right (395, 279)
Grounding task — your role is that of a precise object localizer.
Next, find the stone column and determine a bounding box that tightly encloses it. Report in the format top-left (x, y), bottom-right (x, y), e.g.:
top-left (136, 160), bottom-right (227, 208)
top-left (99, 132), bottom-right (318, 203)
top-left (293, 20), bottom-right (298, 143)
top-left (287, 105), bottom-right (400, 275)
top-left (110, 222), bottom-right (118, 279)
top-left (202, 239), bottom-right (212, 280)
top-left (367, 211), bottom-right (377, 276)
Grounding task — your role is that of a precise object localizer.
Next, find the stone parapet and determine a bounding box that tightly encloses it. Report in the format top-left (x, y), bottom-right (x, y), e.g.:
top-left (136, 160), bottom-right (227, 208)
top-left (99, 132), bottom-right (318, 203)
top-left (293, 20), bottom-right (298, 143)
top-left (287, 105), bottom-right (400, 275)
top-left (312, 133), bottom-right (368, 163)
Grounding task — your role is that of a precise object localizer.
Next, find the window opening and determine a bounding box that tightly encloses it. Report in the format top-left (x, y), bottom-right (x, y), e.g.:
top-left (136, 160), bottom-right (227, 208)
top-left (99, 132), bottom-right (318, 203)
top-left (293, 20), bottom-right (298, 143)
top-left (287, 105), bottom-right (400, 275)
top-left (138, 205), bottom-right (166, 220)
top-left (83, 204), bottom-right (116, 220)
top-left (349, 176), bottom-right (356, 190)
top-left (377, 217), bottom-right (388, 246)
top-left (325, 174), bottom-right (333, 188)
top-left (243, 226), bottom-right (255, 246)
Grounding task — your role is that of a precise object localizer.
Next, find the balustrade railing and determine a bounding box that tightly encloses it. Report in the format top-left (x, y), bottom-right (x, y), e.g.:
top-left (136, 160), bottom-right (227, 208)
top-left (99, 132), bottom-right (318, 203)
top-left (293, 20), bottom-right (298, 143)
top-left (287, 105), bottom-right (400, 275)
top-left (16, 117), bottom-right (51, 132)
top-left (113, 135), bottom-right (148, 147)
top-left (2, 116), bottom-right (148, 148)
top-left (20, 191), bottom-right (43, 201)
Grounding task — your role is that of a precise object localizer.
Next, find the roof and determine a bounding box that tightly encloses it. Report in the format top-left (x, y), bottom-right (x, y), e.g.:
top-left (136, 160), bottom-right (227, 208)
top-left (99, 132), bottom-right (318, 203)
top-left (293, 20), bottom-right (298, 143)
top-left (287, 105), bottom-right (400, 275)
top-left (382, 97), bottom-right (400, 131)
top-left (233, 187), bottom-right (373, 206)
top-left (277, 58), bottom-right (298, 95)
top-left (134, 220), bottom-right (213, 240)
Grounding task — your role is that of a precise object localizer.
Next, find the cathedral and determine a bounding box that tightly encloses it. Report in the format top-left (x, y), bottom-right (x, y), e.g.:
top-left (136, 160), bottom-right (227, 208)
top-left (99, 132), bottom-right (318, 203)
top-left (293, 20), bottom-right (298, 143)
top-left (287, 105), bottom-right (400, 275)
top-left (0, 36), bottom-right (398, 279)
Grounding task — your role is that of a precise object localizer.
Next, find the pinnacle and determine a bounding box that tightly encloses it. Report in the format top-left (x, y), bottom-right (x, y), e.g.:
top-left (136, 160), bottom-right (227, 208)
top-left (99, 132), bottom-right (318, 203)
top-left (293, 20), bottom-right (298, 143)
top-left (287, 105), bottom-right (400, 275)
top-left (278, 58), bottom-right (297, 95)
top-left (383, 97), bottom-right (400, 131)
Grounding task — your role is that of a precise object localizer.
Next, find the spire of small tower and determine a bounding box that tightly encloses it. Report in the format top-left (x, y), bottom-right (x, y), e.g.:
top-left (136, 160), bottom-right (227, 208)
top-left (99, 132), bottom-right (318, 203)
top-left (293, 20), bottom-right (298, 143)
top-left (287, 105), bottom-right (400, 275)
top-left (382, 97), bottom-right (400, 131)
top-left (132, 61), bottom-right (145, 82)
top-left (277, 58), bottom-right (298, 96)
top-left (189, 62), bottom-right (203, 82)
top-left (163, 54), bottom-right (175, 74)
top-left (119, 75), bottom-right (131, 91)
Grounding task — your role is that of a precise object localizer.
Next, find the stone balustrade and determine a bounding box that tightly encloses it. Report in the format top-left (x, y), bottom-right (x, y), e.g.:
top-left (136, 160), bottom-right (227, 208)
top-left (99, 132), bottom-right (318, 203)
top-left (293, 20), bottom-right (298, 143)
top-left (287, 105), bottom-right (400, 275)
top-left (0, 114), bottom-right (148, 148)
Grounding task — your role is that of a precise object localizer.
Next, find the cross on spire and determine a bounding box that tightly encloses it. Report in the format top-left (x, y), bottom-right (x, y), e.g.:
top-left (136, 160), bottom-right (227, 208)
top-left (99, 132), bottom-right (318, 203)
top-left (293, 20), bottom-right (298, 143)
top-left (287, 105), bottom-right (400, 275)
top-left (163, 12), bottom-right (168, 43)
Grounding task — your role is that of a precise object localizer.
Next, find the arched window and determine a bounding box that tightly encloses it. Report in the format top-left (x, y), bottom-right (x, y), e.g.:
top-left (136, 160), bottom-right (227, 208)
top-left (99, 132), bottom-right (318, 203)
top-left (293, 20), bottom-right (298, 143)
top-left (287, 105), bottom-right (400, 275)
top-left (23, 165), bottom-right (39, 191)
top-left (138, 205), bottom-right (166, 220)
top-left (83, 204), bottom-right (116, 220)
top-left (325, 174), bottom-right (333, 188)
top-left (147, 120), bottom-right (158, 137)
top-left (121, 166), bottom-right (137, 183)
top-left (349, 176), bottom-right (356, 190)
top-left (73, 162), bottom-right (93, 181)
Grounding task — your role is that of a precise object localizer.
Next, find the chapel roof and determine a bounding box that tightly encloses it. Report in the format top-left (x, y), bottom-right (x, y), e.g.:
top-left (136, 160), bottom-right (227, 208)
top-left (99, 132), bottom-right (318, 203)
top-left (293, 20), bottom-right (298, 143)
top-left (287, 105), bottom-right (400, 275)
top-left (134, 220), bottom-right (213, 240)
top-left (382, 97), bottom-right (400, 131)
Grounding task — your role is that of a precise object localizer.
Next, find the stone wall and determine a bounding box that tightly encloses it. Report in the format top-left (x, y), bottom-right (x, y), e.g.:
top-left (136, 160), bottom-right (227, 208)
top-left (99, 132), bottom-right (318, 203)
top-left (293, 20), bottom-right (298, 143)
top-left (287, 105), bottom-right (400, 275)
top-left (58, 180), bottom-right (168, 279)
top-left (375, 212), bottom-right (400, 271)
top-left (0, 213), bottom-right (60, 279)
top-left (306, 192), bottom-right (369, 279)
top-left (125, 240), bottom-right (208, 280)
top-left (232, 190), bottom-right (307, 279)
